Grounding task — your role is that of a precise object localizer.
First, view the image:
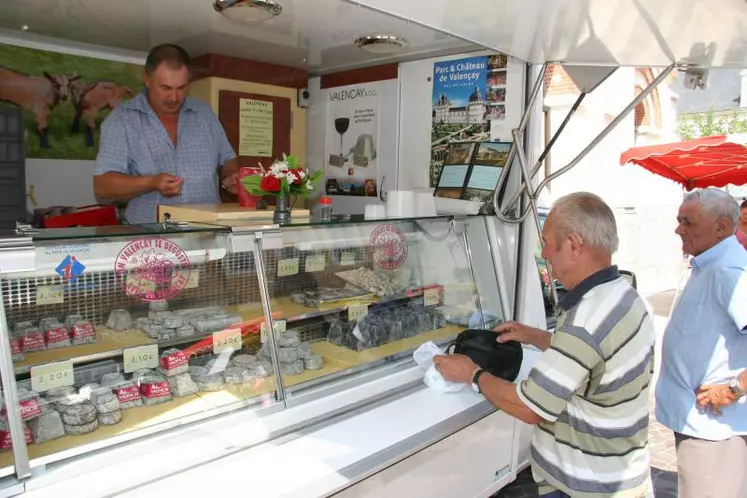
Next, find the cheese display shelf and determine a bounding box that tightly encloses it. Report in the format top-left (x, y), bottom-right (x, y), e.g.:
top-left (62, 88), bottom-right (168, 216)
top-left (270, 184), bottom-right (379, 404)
top-left (0, 215), bottom-right (506, 479)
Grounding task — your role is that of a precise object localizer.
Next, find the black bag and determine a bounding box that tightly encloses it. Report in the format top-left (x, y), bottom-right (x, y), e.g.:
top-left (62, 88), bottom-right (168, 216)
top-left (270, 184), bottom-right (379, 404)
top-left (447, 329), bottom-right (523, 382)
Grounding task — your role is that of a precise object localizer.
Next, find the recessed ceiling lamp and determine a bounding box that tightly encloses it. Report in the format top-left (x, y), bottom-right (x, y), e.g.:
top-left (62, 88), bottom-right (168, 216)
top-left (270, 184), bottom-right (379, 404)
top-left (213, 0), bottom-right (282, 23)
top-left (354, 35), bottom-right (409, 55)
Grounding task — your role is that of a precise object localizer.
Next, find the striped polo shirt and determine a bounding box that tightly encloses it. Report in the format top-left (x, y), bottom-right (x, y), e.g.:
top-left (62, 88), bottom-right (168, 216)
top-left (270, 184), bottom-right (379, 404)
top-left (517, 266), bottom-right (655, 497)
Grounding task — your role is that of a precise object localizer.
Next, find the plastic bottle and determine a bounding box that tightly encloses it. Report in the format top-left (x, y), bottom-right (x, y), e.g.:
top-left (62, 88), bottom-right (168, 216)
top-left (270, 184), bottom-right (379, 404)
top-left (319, 197), bottom-right (333, 222)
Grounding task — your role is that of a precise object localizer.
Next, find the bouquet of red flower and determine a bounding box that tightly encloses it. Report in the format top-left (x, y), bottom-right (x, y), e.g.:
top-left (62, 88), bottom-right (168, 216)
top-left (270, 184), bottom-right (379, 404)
top-left (241, 154), bottom-right (322, 198)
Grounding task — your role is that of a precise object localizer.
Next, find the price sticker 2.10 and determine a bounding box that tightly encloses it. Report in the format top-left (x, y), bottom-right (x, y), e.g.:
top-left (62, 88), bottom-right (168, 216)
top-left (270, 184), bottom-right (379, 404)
top-left (213, 328), bottom-right (243, 354)
top-left (30, 360), bottom-right (74, 392)
top-left (123, 344), bottom-right (159, 373)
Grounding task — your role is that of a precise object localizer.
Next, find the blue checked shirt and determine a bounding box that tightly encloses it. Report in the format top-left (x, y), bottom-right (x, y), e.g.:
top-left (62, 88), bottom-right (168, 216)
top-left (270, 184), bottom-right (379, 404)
top-left (95, 91), bottom-right (236, 224)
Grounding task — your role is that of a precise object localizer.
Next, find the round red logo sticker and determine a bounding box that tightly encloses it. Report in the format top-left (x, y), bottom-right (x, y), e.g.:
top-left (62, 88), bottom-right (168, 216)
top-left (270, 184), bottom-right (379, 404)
top-left (369, 224), bottom-right (408, 270)
top-left (115, 237), bottom-right (191, 302)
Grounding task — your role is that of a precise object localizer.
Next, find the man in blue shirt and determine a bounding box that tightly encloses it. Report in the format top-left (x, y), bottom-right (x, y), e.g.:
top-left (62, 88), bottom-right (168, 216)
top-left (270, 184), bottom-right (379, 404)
top-left (656, 188), bottom-right (747, 498)
top-left (94, 44), bottom-right (239, 224)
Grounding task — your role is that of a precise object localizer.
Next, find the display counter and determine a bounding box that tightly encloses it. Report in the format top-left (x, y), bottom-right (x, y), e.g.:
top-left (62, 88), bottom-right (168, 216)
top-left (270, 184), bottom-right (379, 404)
top-left (0, 214), bottom-right (522, 496)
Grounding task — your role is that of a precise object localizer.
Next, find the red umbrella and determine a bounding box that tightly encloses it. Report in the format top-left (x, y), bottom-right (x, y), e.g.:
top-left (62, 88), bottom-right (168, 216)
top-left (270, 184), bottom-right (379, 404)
top-left (620, 134), bottom-right (747, 190)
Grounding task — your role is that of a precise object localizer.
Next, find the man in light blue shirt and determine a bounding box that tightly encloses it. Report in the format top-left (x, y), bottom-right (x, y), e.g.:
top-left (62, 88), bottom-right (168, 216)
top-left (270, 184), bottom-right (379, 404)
top-left (656, 188), bottom-right (747, 498)
top-left (94, 44), bottom-right (239, 224)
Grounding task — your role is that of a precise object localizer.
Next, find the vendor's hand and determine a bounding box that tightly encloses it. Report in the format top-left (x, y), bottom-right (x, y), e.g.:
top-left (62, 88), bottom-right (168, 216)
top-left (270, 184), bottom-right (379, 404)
top-left (222, 172), bottom-right (239, 195)
top-left (696, 384), bottom-right (738, 415)
top-left (152, 173), bottom-right (183, 197)
top-left (433, 354), bottom-right (479, 384)
top-left (495, 321), bottom-right (550, 350)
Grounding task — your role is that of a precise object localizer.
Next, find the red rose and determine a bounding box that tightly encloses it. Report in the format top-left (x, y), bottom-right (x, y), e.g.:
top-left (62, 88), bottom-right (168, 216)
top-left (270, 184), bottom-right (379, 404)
top-left (260, 174), bottom-right (281, 192)
top-left (290, 168), bottom-right (305, 185)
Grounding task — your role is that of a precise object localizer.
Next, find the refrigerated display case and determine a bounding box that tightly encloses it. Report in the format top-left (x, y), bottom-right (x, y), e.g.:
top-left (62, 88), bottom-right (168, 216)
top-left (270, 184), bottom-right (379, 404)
top-left (0, 214), bottom-right (524, 496)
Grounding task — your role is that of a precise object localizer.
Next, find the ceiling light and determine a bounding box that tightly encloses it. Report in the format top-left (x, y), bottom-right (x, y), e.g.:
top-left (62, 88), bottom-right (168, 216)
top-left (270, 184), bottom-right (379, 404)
top-left (21, 25), bottom-right (29, 31)
top-left (213, 0), bottom-right (282, 23)
top-left (354, 35), bottom-right (409, 55)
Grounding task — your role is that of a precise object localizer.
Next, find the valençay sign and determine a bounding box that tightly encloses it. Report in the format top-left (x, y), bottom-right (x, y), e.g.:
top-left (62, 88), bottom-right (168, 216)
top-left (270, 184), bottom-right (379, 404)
top-left (328, 85), bottom-right (377, 102)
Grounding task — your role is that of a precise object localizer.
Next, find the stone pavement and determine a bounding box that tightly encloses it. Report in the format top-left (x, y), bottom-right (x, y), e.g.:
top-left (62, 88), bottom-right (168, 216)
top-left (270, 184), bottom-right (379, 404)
top-left (495, 290), bottom-right (679, 498)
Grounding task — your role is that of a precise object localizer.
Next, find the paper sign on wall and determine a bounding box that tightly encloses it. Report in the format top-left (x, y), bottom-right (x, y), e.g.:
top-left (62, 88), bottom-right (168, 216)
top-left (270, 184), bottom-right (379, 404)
top-left (239, 99), bottom-right (274, 157)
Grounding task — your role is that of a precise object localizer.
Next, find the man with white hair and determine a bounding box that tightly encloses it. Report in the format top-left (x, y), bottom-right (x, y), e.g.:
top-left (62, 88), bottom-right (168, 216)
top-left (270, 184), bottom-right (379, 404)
top-left (655, 188), bottom-right (747, 498)
top-left (435, 192), bottom-right (656, 497)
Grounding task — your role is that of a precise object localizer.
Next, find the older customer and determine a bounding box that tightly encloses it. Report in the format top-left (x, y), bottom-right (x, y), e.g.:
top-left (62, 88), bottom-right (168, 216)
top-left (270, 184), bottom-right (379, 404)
top-left (655, 188), bottom-right (747, 498)
top-left (435, 192), bottom-right (655, 498)
top-left (737, 199), bottom-right (747, 249)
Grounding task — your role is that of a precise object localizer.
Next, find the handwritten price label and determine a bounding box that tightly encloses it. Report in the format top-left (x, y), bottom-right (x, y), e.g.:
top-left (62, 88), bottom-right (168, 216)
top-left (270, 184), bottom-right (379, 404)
top-left (277, 258), bottom-right (299, 277)
top-left (37, 285), bottom-right (65, 305)
top-left (213, 328), bottom-right (242, 354)
top-left (305, 254), bottom-right (326, 273)
top-left (348, 304), bottom-right (368, 322)
top-left (341, 252), bottom-right (356, 266)
top-left (178, 269), bottom-right (199, 289)
top-left (260, 320), bottom-right (287, 344)
top-left (30, 361), bottom-right (74, 392)
top-left (123, 344), bottom-right (158, 373)
top-left (424, 287), bottom-right (441, 307)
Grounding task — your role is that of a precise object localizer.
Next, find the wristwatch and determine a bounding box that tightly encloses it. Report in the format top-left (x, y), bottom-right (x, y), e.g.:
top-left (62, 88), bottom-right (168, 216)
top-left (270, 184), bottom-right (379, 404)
top-left (472, 368), bottom-right (487, 394)
top-left (729, 377), bottom-right (746, 399)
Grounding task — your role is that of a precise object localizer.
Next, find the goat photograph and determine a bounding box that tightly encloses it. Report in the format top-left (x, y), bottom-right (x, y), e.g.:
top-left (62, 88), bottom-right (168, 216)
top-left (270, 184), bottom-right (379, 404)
top-left (0, 42), bottom-right (140, 159)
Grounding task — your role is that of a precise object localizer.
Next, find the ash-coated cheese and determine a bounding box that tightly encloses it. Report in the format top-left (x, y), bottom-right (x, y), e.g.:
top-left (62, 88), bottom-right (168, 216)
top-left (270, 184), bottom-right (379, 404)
top-left (231, 354), bottom-right (258, 369)
top-left (54, 394), bottom-right (87, 414)
top-left (149, 300), bottom-right (169, 312)
top-left (61, 403), bottom-right (97, 426)
top-left (101, 373), bottom-right (126, 387)
top-left (78, 383), bottom-right (100, 400)
top-left (89, 387), bottom-right (113, 406)
top-left (27, 409), bottom-right (65, 444)
top-left (246, 363), bottom-right (272, 379)
top-left (111, 382), bottom-right (143, 409)
top-left (195, 374), bottom-right (224, 392)
top-left (106, 309), bottom-right (132, 331)
top-left (158, 349), bottom-right (190, 377)
top-left (189, 366), bottom-right (208, 378)
top-left (93, 393), bottom-right (120, 414)
top-left (296, 342), bottom-right (313, 360)
top-left (280, 360), bottom-right (304, 376)
top-left (303, 354), bottom-right (325, 371)
top-left (276, 331), bottom-right (301, 348)
top-left (98, 410), bottom-right (122, 426)
top-left (223, 367), bottom-right (252, 385)
top-left (45, 386), bottom-right (75, 402)
top-left (176, 325), bottom-right (195, 338)
top-left (64, 419), bottom-right (98, 435)
top-left (168, 373), bottom-right (199, 397)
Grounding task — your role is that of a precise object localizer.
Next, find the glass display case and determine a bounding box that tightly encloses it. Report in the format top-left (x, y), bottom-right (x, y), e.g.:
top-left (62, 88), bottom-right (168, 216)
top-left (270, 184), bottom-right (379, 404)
top-left (0, 215), bottom-right (507, 480)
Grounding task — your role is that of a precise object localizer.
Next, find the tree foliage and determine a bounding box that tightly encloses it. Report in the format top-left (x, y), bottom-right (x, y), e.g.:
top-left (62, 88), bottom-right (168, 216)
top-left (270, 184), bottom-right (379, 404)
top-left (677, 105), bottom-right (747, 140)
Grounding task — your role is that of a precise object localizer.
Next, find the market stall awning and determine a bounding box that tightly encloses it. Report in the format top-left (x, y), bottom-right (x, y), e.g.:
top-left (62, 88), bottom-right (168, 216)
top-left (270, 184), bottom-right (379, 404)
top-left (619, 134), bottom-right (747, 190)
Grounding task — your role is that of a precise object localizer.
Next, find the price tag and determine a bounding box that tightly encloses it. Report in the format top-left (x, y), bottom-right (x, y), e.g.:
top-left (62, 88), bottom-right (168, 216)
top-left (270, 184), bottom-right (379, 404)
top-left (305, 254), bottom-right (326, 273)
top-left (424, 287), bottom-right (441, 307)
top-left (178, 269), bottom-right (199, 289)
top-left (123, 344), bottom-right (158, 373)
top-left (348, 304), bottom-right (368, 322)
top-left (260, 320), bottom-right (287, 344)
top-left (213, 328), bottom-right (242, 354)
top-left (341, 252), bottom-right (356, 266)
top-left (30, 361), bottom-right (74, 392)
top-left (277, 258), bottom-right (299, 277)
top-left (37, 285), bottom-right (64, 305)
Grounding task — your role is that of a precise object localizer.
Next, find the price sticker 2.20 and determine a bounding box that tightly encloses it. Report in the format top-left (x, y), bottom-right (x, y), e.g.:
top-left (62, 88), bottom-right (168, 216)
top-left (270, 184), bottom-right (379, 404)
top-left (30, 360), bottom-right (74, 392)
top-left (37, 285), bottom-right (65, 305)
top-left (341, 252), bottom-right (356, 266)
top-left (123, 344), bottom-right (159, 373)
top-left (424, 287), bottom-right (441, 307)
top-left (213, 328), bottom-right (242, 354)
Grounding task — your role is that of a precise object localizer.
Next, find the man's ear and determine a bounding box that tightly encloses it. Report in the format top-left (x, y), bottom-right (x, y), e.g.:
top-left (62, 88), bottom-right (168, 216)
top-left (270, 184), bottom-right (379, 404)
top-left (716, 217), bottom-right (733, 237)
top-left (567, 233), bottom-right (584, 258)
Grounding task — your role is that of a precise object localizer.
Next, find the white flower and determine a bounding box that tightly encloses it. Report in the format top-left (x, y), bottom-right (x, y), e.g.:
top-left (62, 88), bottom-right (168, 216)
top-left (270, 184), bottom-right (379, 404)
top-left (306, 180), bottom-right (313, 191)
top-left (270, 161), bottom-right (289, 174)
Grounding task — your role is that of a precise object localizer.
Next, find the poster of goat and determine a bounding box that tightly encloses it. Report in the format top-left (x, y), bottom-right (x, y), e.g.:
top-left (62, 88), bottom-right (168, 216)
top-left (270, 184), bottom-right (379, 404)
top-left (0, 42), bottom-right (141, 160)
